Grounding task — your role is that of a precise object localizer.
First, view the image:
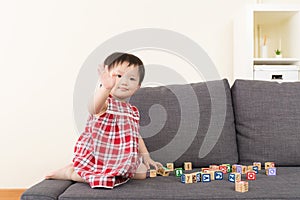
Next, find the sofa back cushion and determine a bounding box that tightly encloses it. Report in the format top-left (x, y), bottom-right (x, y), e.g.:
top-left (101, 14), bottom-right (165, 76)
top-left (129, 79), bottom-right (238, 167)
top-left (231, 79), bottom-right (300, 166)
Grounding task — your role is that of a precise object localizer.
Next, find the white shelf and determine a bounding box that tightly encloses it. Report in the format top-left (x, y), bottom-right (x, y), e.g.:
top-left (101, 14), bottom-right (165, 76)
top-left (253, 58), bottom-right (299, 65)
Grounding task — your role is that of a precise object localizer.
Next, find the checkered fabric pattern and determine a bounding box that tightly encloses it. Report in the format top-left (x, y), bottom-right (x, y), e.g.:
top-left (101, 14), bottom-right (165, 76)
top-left (73, 95), bottom-right (141, 188)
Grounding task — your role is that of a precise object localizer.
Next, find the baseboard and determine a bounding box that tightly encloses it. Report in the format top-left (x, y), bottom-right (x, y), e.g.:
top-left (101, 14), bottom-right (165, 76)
top-left (0, 189), bottom-right (27, 200)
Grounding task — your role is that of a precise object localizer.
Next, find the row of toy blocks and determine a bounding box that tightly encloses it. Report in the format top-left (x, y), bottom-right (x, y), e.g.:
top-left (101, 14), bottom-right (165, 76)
top-left (203, 164), bottom-right (231, 173)
top-left (181, 170), bottom-right (224, 184)
top-left (232, 164), bottom-right (259, 174)
top-left (213, 164), bottom-right (232, 173)
top-left (227, 171), bottom-right (256, 182)
top-left (235, 181), bottom-right (249, 193)
top-left (166, 162), bottom-right (192, 172)
top-left (181, 172), bottom-right (213, 184)
top-left (206, 170), bottom-right (224, 181)
top-left (181, 172), bottom-right (201, 184)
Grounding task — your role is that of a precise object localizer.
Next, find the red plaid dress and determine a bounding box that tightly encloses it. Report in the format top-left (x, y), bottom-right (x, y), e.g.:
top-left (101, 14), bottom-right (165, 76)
top-left (73, 95), bottom-right (141, 188)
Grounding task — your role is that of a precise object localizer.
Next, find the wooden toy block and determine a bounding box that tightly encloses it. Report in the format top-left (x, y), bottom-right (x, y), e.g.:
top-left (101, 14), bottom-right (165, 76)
top-left (209, 165), bottom-right (219, 170)
top-left (174, 168), bottom-right (183, 177)
top-left (214, 171), bottom-right (223, 180)
top-left (231, 164), bottom-right (239, 172)
top-left (184, 162), bottom-right (192, 171)
top-left (265, 162), bottom-right (275, 169)
top-left (157, 167), bottom-right (171, 176)
top-left (266, 167), bottom-right (277, 176)
top-left (201, 167), bottom-right (210, 173)
top-left (246, 171), bottom-right (256, 180)
top-left (228, 172), bottom-right (241, 183)
top-left (232, 164), bottom-right (242, 174)
top-left (181, 174), bottom-right (193, 184)
top-left (149, 169), bottom-right (157, 178)
top-left (253, 166), bottom-right (259, 174)
top-left (242, 165), bottom-right (247, 174)
top-left (253, 162), bottom-right (262, 170)
top-left (201, 173), bottom-right (211, 182)
top-left (235, 181), bottom-right (249, 193)
top-left (221, 164), bottom-right (231, 172)
top-left (166, 163), bottom-right (174, 171)
top-left (207, 170), bottom-right (215, 180)
top-left (191, 172), bottom-right (201, 183)
top-left (248, 165), bottom-right (258, 174)
top-left (219, 165), bottom-right (228, 174)
top-left (247, 165), bottom-right (253, 171)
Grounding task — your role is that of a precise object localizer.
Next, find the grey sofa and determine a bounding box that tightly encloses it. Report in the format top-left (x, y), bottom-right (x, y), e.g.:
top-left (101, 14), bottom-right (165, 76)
top-left (21, 79), bottom-right (300, 200)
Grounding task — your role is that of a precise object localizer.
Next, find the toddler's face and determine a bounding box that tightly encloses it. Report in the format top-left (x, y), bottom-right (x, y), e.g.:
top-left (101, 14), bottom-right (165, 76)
top-left (110, 61), bottom-right (140, 101)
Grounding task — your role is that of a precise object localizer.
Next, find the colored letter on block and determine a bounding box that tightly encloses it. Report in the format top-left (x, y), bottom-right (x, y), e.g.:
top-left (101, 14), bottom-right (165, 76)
top-left (202, 173), bottom-right (211, 182)
top-left (246, 171), bottom-right (256, 180)
top-left (229, 172), bottom-right (241, 183)
top-left (175, 168), bottom-right (183, 177)
top-left (219, 165), bottom-right (228, 174)
top-left (266, 167), bottom-right (277, 176)
top-left (236, 165), bottom-right (242, 174)
top-left (214, 171), bottom-right (223, 180)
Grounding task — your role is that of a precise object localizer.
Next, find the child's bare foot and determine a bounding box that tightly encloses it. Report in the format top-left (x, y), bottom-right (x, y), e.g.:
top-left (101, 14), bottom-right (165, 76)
top-left (45, 163), bottom-right (72, 180)
top-left (45, 164), bottom-right (84, 182)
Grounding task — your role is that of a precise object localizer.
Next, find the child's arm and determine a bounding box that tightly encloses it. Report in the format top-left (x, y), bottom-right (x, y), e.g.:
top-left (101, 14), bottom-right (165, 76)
top-left (88, 65), bottom-right (116, 115)
top-left (138, 137), bottom-right (163, 170)
top-left (88, 87), bottom-right (111, 115)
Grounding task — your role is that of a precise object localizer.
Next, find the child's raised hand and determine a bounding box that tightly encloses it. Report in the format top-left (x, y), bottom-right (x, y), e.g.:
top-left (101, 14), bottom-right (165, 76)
top-left (98, 64), bottom-right (116, 90)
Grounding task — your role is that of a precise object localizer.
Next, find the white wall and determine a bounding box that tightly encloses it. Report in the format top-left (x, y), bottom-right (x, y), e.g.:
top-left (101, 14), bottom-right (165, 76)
top-left (1, 0), bottom-right (286, 188)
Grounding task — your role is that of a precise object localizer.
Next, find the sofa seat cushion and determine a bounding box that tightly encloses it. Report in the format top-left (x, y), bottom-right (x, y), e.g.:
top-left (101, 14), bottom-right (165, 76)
top-left (32, 167), bottom-right (299, 199)
top-left (231, 79), bottom-right (300, 166)
top-left (129, 79), bottom-right (238, 167)
top-left (21, 179), bottom-right (73, 200)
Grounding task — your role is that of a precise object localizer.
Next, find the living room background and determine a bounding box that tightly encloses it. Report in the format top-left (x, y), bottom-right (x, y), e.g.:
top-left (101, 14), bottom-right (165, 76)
top-left (0, 0), bottom-right (299, 188)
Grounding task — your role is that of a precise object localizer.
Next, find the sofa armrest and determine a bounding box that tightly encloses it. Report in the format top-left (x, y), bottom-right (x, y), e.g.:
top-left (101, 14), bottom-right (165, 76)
top-left (21, 179), bottom-right (74, 200)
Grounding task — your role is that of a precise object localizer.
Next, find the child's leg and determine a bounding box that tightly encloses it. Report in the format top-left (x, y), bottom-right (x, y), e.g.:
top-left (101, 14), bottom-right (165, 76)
top-left (45, 163), bottom-right (84, 182)
top-left (132, 163), bottom-right (147, 180)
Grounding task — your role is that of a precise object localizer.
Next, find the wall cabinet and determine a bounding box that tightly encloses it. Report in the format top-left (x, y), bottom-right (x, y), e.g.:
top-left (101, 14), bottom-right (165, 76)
top-left (234, 4), bottom-right (300, 81)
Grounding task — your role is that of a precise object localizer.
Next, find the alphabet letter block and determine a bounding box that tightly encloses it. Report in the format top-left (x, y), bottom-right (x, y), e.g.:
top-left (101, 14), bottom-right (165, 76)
top-left (166, 163), bottom-right (174, 171)
top-left (149, 169), bottom-right (157, 178)
top-left (265, 162), bottom-right (275, 169)
top-left (235, 181), bottom-right (249, 192)
top-left (191, 172), bottom-right (201, 183)
top-left (181, 174), bottom-right (193, 184)
top-left (201, 173), bottom-right (211, 182)
top-left (184, 162), bottom-right (192, 171)
top-left (228, 172), bottom-right (241, 183)
top-left (157, 167), bottom-right (170, 176)
top-left (214, 171), bottom-right (223, 180)
top-left (266, 167), bottom-right (277, 176)
top-left (253, 162), bottom-right (262, 170)
top-left (246, 171), bottom-right (256, 180)
top-left (219, 165), bottom-right (228, 174)
top-left (174, 168), bottom-right (183, 177)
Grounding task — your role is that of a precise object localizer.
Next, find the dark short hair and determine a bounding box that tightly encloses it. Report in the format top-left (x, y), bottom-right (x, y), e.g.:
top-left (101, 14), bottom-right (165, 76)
top-left (104, 52), bottom-right (145, 85)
